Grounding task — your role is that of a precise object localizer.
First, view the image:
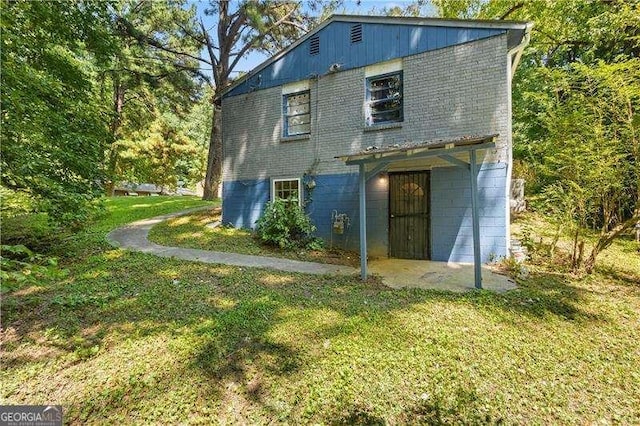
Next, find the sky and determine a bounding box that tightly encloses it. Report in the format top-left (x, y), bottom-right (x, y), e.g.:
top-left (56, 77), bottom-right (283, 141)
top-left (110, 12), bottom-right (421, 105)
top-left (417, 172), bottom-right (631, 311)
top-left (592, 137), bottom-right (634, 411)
top-left (192, 0), bottom-right (437, 79)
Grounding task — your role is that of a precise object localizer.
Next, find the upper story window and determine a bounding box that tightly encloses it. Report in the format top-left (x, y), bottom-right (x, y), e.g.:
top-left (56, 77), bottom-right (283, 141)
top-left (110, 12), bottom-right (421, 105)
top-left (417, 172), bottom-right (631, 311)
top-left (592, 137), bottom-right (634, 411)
top-left (365, 71), bottom-right (403, 126)
top-left (283, 90), bottom-right (311, 137)
top-left (272, 178), bottom-right (302, 206)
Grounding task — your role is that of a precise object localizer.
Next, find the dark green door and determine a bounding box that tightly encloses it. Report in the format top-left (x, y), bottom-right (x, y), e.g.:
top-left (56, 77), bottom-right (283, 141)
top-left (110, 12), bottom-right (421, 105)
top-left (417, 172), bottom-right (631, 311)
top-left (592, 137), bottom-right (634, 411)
top-left (389, 171), bottom-right (430, 259)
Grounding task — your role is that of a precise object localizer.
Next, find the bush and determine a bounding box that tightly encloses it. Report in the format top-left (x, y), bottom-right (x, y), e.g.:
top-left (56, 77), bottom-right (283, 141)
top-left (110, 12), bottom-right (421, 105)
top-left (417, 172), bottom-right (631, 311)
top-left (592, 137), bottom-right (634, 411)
top-left (1, 244), bottom-right (67, 293)
top-left (255, 199), bottom-right (323, 250)
top-left (0, 187), bottom-right (104, 252)
top-left (1, 213), bottom-right (60, 251)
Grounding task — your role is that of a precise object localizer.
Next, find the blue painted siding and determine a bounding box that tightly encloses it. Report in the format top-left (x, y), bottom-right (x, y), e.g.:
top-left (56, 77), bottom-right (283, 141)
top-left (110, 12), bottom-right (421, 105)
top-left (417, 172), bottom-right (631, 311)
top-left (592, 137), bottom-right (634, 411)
top-left (225, 21), bottom-right (504, 98)
top-left (430, 164), bottom-right (508, 263)
top-left (364, 174), bottom-right (390, 257)
top-left (307, 173), bottom-right (389, 257)
top-left (222, 165), bottom-right (507, 263)
top-left (222, 173), bottom-right (389, 257)
top-left (221, 179), bottom-right (270, 228)
top-left (307, 173), bottom-right (359, 251)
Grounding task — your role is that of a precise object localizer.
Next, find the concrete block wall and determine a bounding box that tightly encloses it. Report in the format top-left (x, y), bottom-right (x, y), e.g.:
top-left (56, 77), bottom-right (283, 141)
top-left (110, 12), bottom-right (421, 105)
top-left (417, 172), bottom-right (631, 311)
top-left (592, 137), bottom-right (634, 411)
top-left (221, 179), bottom-right (270, 228)
top-left (307, 173), bottom-right (389, 257)
top-left (221, 173), bottom-right (390, 258)
top-left (431, 163), bottom-right (508, 262)
top-left (221, 33), bottom-right (512, 261)
top-left (222, 33), bottom-right (510, 181)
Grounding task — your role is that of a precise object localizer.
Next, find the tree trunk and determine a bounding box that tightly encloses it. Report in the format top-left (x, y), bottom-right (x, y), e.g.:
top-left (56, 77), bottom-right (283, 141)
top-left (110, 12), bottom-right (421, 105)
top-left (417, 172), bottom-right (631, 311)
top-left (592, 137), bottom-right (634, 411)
top-left (104, 149), bottom-right (119, 196)
top-left (202, 103), bottom-right (222, 200)
top-left (106, 80), bottom-right (125, 196)
top-left (574, 240), bottom-right (584, 271)
top-left (584, 212), bottom-right (640, 273)
top-left (571, 227), bottom-right (580, 269)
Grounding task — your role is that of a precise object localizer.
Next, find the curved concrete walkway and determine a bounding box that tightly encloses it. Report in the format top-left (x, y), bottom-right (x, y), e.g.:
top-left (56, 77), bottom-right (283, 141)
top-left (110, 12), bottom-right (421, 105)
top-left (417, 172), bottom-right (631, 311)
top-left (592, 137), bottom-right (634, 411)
top-left (106, 207), bottom-right (357, 276)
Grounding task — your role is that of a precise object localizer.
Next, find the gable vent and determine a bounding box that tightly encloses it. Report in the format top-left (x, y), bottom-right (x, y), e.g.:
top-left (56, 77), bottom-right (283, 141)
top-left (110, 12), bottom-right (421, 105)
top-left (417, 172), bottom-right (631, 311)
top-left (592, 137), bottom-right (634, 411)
top-left (309, 35), bottom-right (320, 55)
top-left (350, 24), bottom-right (363, 43)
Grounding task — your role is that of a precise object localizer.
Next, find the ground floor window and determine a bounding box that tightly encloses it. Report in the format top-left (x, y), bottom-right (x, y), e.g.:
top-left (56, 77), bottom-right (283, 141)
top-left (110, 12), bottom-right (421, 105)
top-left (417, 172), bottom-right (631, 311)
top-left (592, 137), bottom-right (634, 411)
top-left (271, 178), bottom-right (302, 206)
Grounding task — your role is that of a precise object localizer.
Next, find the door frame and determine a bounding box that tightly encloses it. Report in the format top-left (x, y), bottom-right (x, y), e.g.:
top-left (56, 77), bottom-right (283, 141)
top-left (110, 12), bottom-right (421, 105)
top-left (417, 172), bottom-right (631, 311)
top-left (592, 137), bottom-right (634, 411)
top-left (387, 170), bottom-right (431, 260)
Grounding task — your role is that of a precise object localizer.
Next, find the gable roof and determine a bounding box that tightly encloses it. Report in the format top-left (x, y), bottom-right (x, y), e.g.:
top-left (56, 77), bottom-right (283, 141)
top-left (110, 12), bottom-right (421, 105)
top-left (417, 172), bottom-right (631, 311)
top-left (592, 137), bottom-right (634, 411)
top-left (220, 14), bottom-right (532, 100)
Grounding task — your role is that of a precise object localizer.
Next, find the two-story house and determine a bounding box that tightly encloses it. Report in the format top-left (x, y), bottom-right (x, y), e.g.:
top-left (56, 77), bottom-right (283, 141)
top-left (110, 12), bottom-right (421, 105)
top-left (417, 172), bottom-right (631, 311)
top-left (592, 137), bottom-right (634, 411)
top-left (219, 15), bottom-right (532, 286)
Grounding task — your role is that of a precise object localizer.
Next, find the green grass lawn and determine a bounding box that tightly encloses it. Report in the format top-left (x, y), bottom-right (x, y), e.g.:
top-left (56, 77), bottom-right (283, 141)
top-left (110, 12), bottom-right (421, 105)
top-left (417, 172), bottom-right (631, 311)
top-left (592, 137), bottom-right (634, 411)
top-left (49, 196), bottom-right (216, 260)
top-left (148, 209), bottom-right (360, 266)
top-left (1, 198), bottom-right (639, 424)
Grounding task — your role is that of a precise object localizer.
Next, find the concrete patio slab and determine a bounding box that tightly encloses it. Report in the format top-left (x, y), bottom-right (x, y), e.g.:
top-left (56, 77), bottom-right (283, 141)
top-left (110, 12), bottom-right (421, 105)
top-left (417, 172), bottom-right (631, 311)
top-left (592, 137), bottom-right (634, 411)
top-left (369, 259), bottom-right (516, 292)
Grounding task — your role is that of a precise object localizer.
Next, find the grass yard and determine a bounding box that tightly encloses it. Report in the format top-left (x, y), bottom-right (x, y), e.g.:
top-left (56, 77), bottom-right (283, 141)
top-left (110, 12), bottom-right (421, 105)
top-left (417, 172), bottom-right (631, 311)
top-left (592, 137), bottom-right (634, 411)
top-left (148, 208), bottom-right (360, 267)
top-left (46, 196), bottom-right (215, 260)
top-left (1, 197), bottom-right (639, 424)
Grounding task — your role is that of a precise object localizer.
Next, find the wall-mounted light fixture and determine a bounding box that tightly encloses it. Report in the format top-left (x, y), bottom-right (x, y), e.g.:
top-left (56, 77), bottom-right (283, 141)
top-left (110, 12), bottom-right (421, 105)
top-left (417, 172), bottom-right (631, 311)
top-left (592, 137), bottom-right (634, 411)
top-left (328, 63), bottom-right (342, 73)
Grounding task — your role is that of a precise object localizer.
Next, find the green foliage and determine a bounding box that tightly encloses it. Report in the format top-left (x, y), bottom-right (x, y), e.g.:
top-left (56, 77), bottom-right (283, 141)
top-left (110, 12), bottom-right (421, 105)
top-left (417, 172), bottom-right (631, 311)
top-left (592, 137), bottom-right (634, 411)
top-left (435, 0), bottom-right (640, 272)
top-left (179, 86), bottom-right (214, 185)
top-left (255, 199), bottom-right (323, 250)
top-left (118, 114), bottom-right (201, 190)
top-left (0, 244), bottom-right (67, 293)
top-left (1, 0), bottom-right (207, 242)
top-left (2, 201), bottom-right (640, 423)
top-left (0, 187), bottom-right (34, 216)
top-left (527, 60), bottom-right (640, 270)
top-left (104, 0), bottom-right (203, 193)
top-left (1, 212), bottom-right (57, 250)
top-left (499, 255), bottom-right (528, 282)
top-left (1, 0), bottom-right (115, 225)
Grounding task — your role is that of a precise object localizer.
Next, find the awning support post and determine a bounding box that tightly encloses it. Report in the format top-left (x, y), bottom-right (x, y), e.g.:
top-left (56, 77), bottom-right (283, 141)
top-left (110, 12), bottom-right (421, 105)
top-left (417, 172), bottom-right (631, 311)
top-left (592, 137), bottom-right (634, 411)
top-left (359, 163), bottom-right (368, 280)
top-left (469, 149), bottom-right (482, 289)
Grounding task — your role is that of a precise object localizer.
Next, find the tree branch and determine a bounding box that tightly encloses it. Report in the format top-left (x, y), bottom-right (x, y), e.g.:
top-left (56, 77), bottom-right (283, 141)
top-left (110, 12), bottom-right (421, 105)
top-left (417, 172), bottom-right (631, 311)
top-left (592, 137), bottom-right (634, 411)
top-left (226, 5), bottom-right (299, 78)
top-left (226, 12), bottom-right (247, 45)
top-left (200, 18), bottom-right (219, 70)
top-left (116, 15), bottom-right (211, 66)
top-left (499, 3), bottom-right (524, 20)
top-left (176, 21), bottom-right (208, 46)
top-left (282, 19), bottom-right (308, 32)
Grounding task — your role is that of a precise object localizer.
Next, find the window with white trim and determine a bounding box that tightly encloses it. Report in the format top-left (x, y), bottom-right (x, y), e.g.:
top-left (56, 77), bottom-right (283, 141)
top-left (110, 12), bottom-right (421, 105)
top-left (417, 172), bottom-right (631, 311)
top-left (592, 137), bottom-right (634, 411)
top-left (272, 178), bottom-right (302, 206)
top-left (283, 90), bottom-right (310, 137)
top-left (365, 71), bottom-right (403, 126)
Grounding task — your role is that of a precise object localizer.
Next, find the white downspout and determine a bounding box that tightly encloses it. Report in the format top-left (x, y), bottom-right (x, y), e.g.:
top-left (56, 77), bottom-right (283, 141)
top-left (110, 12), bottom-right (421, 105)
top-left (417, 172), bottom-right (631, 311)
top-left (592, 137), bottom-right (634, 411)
top-left (508, 23), bottom-right (533, 81)
top-left (506, 23), bottom-right (533, 256)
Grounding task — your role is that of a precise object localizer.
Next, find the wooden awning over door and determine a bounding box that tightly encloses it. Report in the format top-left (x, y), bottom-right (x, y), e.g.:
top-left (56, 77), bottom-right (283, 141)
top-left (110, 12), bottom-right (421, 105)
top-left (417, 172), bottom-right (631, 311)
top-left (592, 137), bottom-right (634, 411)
top-left (336, 134), bottom-right (498, 289)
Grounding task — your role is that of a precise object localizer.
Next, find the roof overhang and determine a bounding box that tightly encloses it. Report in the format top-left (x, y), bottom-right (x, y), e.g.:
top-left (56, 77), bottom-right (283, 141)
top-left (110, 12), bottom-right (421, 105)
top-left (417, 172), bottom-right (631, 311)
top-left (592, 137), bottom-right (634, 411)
top-left (508, 21), bottom-right (533, 76)
top-left (331, 14), bottom-right (530, 31)
top-left (336, 134), bottom-right (498, 166)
